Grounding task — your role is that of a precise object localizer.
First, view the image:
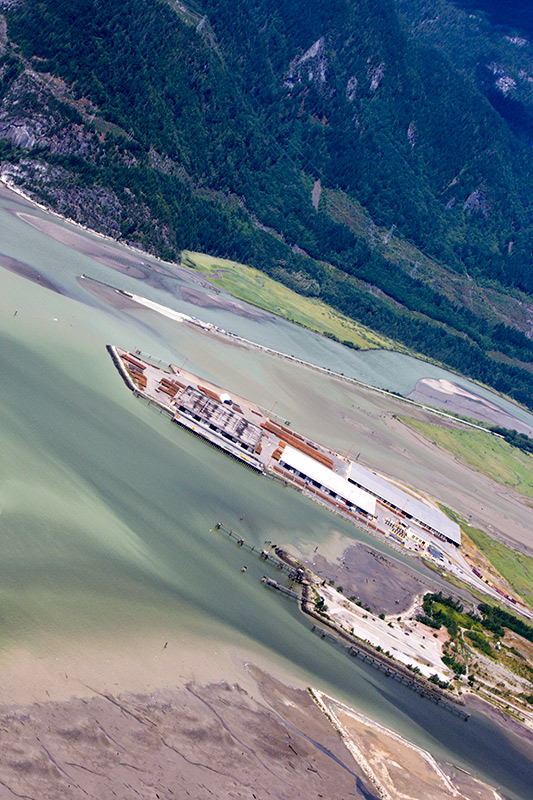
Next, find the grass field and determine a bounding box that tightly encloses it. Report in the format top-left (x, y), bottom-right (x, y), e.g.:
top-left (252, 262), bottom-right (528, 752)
top-left (440, 505), bottom-right (533, 610)
top-left (181, 250), bottom-right (396, 351)
top-left (400, 417), bottom-right (533, 499)
top-left (465, 527), bottom-right (533, 610)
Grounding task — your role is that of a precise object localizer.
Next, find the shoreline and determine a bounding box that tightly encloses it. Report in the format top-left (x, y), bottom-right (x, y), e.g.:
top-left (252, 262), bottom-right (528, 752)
top-left (310, 688), bottom-right (506, 800)
top-left (2, 178), bottom-right (531, 426)
top-left (0, 177), bottom-right (181, 269)
top-left (465, 692), bottom-right (533, 744)
top-left (0, 660), bottom-right (516, 800)
top-left (115, 283), bottom-right (528, 443)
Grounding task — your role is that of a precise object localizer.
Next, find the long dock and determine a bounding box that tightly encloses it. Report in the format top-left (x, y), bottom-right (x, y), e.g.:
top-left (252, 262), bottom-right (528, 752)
top-left (214, 523), bottom-right (294, 573)
top-left (261, 576), bottom-right (300, 600)
top-left (108, 346), bottom-right (488, 600)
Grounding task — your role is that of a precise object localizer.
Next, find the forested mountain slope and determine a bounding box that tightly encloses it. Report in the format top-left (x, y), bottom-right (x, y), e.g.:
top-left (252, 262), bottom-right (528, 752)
top-left (399, 0), bottom-right (533, 209)
top-left (1, 0), bottom-right (532, 407)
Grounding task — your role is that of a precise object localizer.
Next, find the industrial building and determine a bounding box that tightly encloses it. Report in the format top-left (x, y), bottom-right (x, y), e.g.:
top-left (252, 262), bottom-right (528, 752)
top-left (175, 386), bottom-right (263, 452)
top-left (279, 445), bottom-right (376, 517)
top-left (111, 346), bottom-right (461, 548)
top-left (347, 462), bottom-right (461, 546)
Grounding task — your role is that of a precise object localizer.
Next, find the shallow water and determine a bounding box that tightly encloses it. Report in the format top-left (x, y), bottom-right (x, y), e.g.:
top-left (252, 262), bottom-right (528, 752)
top-left (4, 186), bottom-right (533, 430)
top-left (0, 187), bottom-right (532, 798)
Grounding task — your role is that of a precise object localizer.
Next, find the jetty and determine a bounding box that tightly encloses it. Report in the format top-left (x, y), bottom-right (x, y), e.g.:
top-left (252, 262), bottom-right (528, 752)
top-left (261, 576), bottom-right (300, 600)
top-left (214, 522), bottom-right (304, 580)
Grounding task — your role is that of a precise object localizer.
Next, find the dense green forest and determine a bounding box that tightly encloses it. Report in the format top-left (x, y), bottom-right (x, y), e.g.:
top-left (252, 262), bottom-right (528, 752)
top-left (490, 427), bottom-right (533, 455)
top-left (1, 0), bottom-right (533, 407)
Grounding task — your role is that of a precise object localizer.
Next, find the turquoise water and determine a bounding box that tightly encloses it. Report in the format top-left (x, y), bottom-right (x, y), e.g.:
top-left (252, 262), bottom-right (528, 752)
top-left (0, 187), bottom-right (532, 798)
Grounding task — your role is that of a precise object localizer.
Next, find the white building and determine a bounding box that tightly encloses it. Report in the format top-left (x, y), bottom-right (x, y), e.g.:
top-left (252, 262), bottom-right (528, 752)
top-left (279, 446), bottom-right (376, 517)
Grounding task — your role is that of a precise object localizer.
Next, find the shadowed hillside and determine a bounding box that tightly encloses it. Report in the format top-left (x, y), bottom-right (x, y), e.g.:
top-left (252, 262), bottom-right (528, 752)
top-left (1, 0), bottom-right (532, 406)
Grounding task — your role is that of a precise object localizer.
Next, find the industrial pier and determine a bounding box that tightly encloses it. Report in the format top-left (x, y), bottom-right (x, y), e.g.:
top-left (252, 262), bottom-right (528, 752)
top-left (108, 344), bottom-right (462, 558)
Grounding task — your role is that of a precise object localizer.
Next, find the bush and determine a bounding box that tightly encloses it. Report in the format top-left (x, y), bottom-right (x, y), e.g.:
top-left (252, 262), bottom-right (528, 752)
top-left (314, 597), bottom-right (328, 615)
top-left (429, 674), bottom-right (450, 689)
top-left (478, 603), bottom-right (533, 642)
top-left (442, 655), bottom-right (466, 674)
top-left (466, 630), bottom-right (493, 656)
top-left (417, 614), bottom-right (441, 630)
top-left (423, 592), bottom-right (463, 613)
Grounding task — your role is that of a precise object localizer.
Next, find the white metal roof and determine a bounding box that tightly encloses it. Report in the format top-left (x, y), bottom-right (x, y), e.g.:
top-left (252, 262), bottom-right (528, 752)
top-left (348, 462), bottom-right (461, 545)
top-left (280, 446), bottom-right (376, 516)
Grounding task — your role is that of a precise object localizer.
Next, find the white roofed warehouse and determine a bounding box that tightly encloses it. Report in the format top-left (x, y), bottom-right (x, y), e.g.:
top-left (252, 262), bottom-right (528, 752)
top-left (111, 346), bottom-right (461, 549)
top-left (347, 462), bottom-right (461, 546)
top-left (279, 445), bottom-right (376, 518)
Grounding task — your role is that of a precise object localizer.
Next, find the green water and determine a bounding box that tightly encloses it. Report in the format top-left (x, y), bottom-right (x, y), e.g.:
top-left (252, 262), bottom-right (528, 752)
top-left (1, 188), bottom-right (532, 798)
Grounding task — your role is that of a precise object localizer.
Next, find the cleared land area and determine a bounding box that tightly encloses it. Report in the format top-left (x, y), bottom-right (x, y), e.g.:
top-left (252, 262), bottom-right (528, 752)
top-left (317, 584), bottom-right (450, 680)
top-left (181, 250), bottom-right (395, 351)
top-left (400, 417), bottom-right (533, 500)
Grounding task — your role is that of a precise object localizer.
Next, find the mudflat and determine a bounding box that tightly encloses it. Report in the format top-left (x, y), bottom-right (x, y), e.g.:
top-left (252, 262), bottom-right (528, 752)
top-left (408, 378), bottom-right (533, 438)
top-left (0, 667), bottom-right (506, 800)
top-left (307, 542), bottom-right (433, 615)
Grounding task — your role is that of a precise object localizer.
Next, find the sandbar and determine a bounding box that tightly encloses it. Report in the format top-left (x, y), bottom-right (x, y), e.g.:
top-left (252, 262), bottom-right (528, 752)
top-left (408, 378), bottom-right (533, 437)
top-left (0, 252), bottom-right (63, 294)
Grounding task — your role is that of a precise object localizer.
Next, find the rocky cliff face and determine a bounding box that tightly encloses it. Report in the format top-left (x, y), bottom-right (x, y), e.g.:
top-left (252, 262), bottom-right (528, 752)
top-left (0, 12), bottom-right (159, 240)
top-left (285, 37), bottom-right (329, 93)
top-left (0, 70), bottom-right (91, 153)
top-left (1, 0), bottom-right (533, 407)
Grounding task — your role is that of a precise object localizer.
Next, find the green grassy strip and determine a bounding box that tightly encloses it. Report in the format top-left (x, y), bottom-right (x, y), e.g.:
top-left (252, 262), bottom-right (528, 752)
top-left (439, 506), bottom-right (533, 611)
top-left (466, 528), bottom-right (533, 611)
top-left (400, 417), bottom-right (533, 499)
top-left (181, 250), bottom-right (398, 351)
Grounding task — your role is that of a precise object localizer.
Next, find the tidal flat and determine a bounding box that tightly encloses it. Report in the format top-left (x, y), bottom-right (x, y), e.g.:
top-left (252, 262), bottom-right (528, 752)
top-left (0, 668), bottom-right (508, 800)
top-left (1, 184), bottom-right (533, 798)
